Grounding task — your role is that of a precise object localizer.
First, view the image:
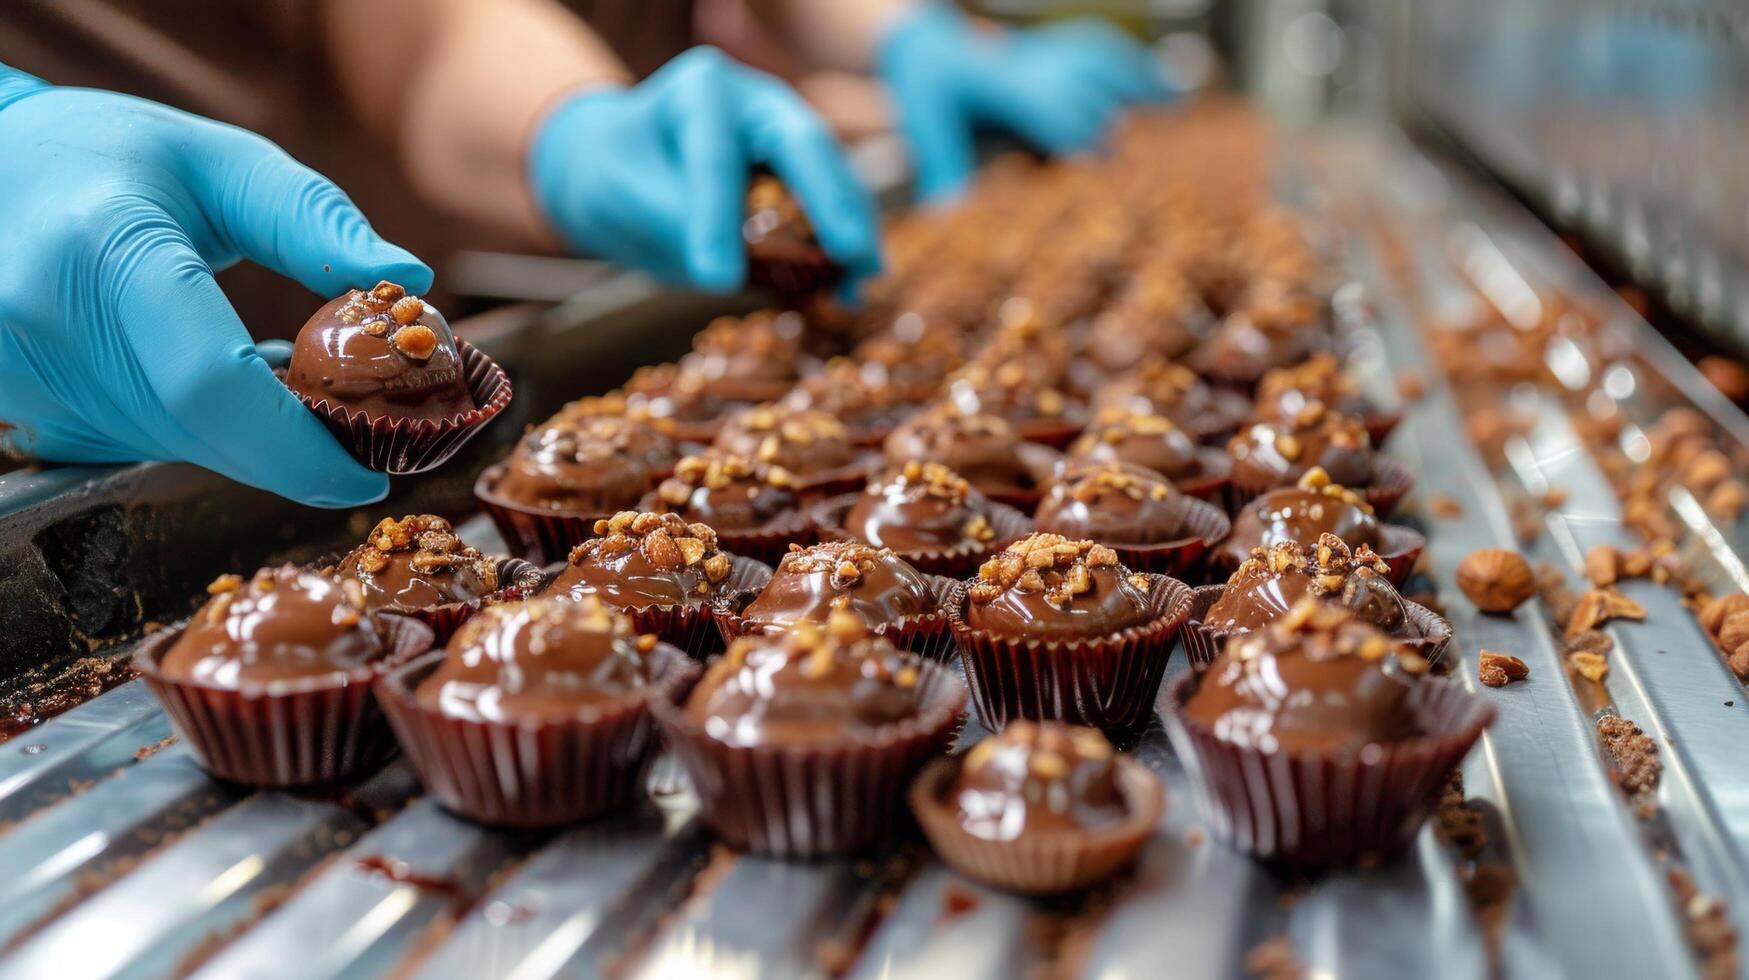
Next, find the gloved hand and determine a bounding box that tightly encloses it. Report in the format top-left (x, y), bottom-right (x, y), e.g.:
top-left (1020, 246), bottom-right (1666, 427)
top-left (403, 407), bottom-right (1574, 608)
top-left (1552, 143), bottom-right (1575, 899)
top-left (529, 47), bottom-right (881, 291)
top-left (878, 6), bottom-right (1175, 200)
top-left (0, 66), bottom-right (429, 507)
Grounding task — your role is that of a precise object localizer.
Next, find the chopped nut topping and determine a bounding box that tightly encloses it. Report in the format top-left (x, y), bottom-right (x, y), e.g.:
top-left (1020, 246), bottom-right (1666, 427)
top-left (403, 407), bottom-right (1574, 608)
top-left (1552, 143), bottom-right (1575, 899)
top-left (717, 609), bottom-right (919, 687)
top-left (1478, 649), bottom-right (1529, 687)
top-left (1564, 589), bottom-right (1648, 638)
top-left (1568, 650), bottom-right (1609, 683)
top-left (572, 511), bottom-right (729, 584)
top-left (1294, 466), bottom-right (1372, 510)
top-left (392, 323), bottom-right (439, 361)
top-left (968, 533), bottom-right (1129, 609)
top-left (1229, 536), bottom-right (1390, 596)
top-left (1059, 461), bottom-right (1174, 505)
top-left (1232, 598), bottom-right (1427, 674)
top-left (337, 281), bottom-right (432, 344)
top-left (777, 541), bottom-right (894, 590)
top-left (664, 450), bottom-right (794, 496)
top-left (206, 574), bottom-right (243, 595)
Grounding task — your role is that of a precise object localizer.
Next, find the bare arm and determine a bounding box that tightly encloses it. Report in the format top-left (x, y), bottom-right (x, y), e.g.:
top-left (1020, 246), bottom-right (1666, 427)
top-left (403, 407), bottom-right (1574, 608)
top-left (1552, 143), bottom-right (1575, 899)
top-left (321, 0), bottom-right (631, 246)
top-left (741, 0), bottom-right (919, 74)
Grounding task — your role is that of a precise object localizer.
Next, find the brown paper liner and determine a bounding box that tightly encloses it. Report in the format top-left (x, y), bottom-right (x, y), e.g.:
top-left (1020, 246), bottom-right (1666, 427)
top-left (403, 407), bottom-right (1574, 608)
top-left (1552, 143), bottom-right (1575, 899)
top-left (747, 245), bottom-right (843, 299)
top-left (1015, 403), bottom-right (1090, 450)
top-left (1209, 524), bottom-right (1426, 589)
top-left (909, 754), bottom-right (1163, 894)
top-left (948, 575), bottom-right (1195, 736)
top-left (713, 574), bottom-right (959, 661)
top-left (134, 613), bottom-right (435, 787)
top-left (1223, 456), bottom-right (1417, 519)
top-left (810, 493), bottom-right (1034, 578)
top-left (1183, 388), bottom-right (1255, 446)
top-left (1108, 496), bottom-right (1233, 578)
top-left (376, 643), bottom-right (699, 828)
top-left (537, 554), bottom-right (774, 660)
top-left (635, 491), bottom-right (815, 568)
top-left (652, 656), bottom-right (966, 857)
top-left (285, 340), bottom-right (512, 475)
top-left (982, 443), bottom-right (1065, 511)
top-left (1181, 586), bottom-right (1453, 670)
top-left (1364, 410), bottom-right (1402, 446)
top-left (474, 465), bottom-right (624, 565)
top-left (1172, 451), bottom-right (1235, 511)
top-left (1163, 672), bottom-right (1494, 865)
top-left (788, 450), bottom-right (881, 501)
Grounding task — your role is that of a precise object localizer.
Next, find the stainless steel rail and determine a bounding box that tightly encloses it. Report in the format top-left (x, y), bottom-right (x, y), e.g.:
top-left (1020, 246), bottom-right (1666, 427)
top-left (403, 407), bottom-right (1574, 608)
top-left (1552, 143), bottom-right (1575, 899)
top-left (0, 127), bottom-right (1744, 979)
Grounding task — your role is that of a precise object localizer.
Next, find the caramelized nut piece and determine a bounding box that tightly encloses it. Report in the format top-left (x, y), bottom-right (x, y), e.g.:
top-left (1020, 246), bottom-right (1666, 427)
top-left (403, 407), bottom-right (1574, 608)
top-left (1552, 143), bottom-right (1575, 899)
top-left (1455, 548), bottom-right (1536, 614)
top-left (393, 324), bottom-right (439, 361)
top-left (1585, 545), bottom-right (1619, 588)
top-left (1568, 651), bottom-right (1609, 683)
top-left (1478, 649), bottom-right (1528, 687)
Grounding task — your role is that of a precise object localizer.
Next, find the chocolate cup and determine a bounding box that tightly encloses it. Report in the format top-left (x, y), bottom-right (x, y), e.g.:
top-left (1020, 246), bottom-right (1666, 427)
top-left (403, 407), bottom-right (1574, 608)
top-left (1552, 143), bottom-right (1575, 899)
top-left (376, 643), bottom-right (699, 828)
top-left (810, 493), bottom-right (1034, 578)
top-left (652, 654), bottom-right (966, 858)
top-left (634, 491), bottom-right (816, 568)
top-left (1180, 585), bottom-right (1453, 670)
top-left (285, 340), bottom-right (512, 476)
top-left (747, 243), bottom-right (843, 298)
top-left (1209, 523), bottom-right (1427, 589)
top-left (1164, 671), bottom-right (1494, 866)
top-left (909, 754), bottom-right (1163, 895)
top-left (134, 613), bottom-right (435, 787)
top-left (947, 575), bottom-right (1195, 736)
top-left (1222, 456), bottom-right (1417, 519)
top-left (537, 553), bottom-right (774, 660)
top-left (981, 443), bottom-right (1065, 511)
top-left (474, 464), bottom-right (622, 565)
top-left (713, 573), bottom-right (960, 662)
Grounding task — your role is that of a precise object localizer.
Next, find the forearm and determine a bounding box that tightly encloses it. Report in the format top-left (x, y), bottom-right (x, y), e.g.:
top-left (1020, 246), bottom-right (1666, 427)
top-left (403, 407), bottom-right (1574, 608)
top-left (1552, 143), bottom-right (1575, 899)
top-left (322, 0), bottom-right (629, 246)
top-left (743, 0), bottom-right (920, 74)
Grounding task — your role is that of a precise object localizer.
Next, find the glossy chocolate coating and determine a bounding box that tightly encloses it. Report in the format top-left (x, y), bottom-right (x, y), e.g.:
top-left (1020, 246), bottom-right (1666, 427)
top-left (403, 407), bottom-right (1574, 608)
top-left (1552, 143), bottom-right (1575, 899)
top-left (682, 310), bottom-right (809, 396)
top-left (414, 597), bottom-right (655, 724)
top-left (1093, 357), bottom-right (1246, 436)
top-left (545, 512), bottom-right (734, 609)
top-left (1205, 539), bottom-right (1408, 635)
top-left (883, 406), bottom-right (1037, 493)
top-left (1033, 461), bottom-right (1183, 545)
top-left (1184, 606), bottom-right (1428, 753)
top-left (1255, 353), bottom-right (1372, 423)
top-left (683, 621), bottom-right (924, 745)
top-left (159, 567), bottom-right (384, 687)
top-left (843, 463), bottom-right (993, 552)
top-left (964, 534), bottom-right (1152, 641)
top-left (852, 316), bottom-right (965, 399)
top-left (334, 515), bottom-right (496, 612)
top-left (652, 451), bottom-right (798, 531)
top-left (1218, 485), bottom-right (1380, 567)
top-left (1068, 410), bottom-right (1203, 480)
top-left (1226, 409), bottom-right (1373, 489)
top-left (1193, 311), bottom-right (1320, 378)
top-left (495, 415), bottom-right (677, 513)
top-left (285, 283), bottom-right (474, 420)
top-left (953, 721), bottom-right (1127, 840)
top-left (741, 541), bottom-right (938, 631)
top-left (713, 406), bottom-right (855, 477)
top-left (781, 358), bottom-right (916, 436)
top-left (943, 360), bottom-right (1073, 429)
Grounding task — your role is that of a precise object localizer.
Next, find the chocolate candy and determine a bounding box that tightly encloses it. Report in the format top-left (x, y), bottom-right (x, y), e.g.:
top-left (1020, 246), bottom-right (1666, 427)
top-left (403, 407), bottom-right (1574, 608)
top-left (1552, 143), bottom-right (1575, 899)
top-left (713, 406), bottom-right (855, 478)
top-left (159, 567), bottom-right (384, 687)
top-left (683, 612), bottom-right (924, 745)
top-left (884, 404), bottom-right (1039, 494)
top-left (1183, 599), bottom-right (1433, 753)
top-left (1068, 408), bottom-right (1204, 481)
top-left (1254, 353), bottom-right (1372, 423)
top-left (1227, 402), bottom-right (1373, 489)
top-left (651, 450), bottom-right (799, 531)
top-left (495, 414), bottom-right (677, 514)
top-left (414, 596), bottom-right (658, 723)
top-left (333, 515), bottom-right (497, 612)
top-left (681, 310), bottom-right (810, 400)
top-left (964, 533), bottom-right (1152, 641)
top-left (1092, 356), bottom-right (1248, 440)
top-left (843, 462), bottom-right (997, 552)
top-left (546, 511), bottom-right (735, 608)
top-left (1217, 467), bottom-right (1380, 566)
top-left (1205, 536), bottom-right (1408, 635)
top-left (740, 541), bottom-right (938, 631)
top-left (952, 721), bottom-right (1128, 840)
top-left (781, 358), bottom-right (917, 440)
top-left (1033, 460), bottom-right (1182, 545)
top-left (286, 281), bottom-right (474, 420)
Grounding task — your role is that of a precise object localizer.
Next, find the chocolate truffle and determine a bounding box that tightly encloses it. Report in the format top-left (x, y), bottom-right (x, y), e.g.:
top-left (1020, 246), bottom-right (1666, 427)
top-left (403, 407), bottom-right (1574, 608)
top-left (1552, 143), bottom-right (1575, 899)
top-left (545, 511), bottom-right (735, 608)
top-left (159, 567), bottom-right (384, 687)
top-left (414, 595), bottom-right (658, 724)
top-left (740, 541), bottom-right (938, 631)
top-left (1084, 275), bottom-right (1210, 372)
top-left (1092, 357), bottom-right (1247, 438)
top-left (1067, 408), bottom-right (1205, 481)
top-left (1033, 461), bottom-right (1182, 545)
top-left (1227, 402), bottom-right (1373, 489)
top-left (620, 362), bottom-right (735, 429)
top-left (883, 404), bottom-right (1040, 495)
top-left (650, 450), bottom-right (799, 531)
top-left (286, 281), bottom-right (474, 420)
top-left (1218, 467), bottom-right (1380, 567)
top-left (781, 358), bottom-right (917, 440)
top-left (1183, 599), bottom-right (1433, 753)
top-left (683, 612), bottom-right (924, 745)
top-left (680, 310), bottom-right (810, 401)
top-left (1254, 353), bottom-right (1373, 423)
top-left (1191, 310), bottom-right (1321, 379)
top-left (851, 314), bottom-right (966, 399)
top-left (494, 415), bottom-right (678, 514)
top-left (943, 359), bottom-right (1075, 432)
top-left (332, 515), bottom-right (497, 615)
top-left (1204, 536), bottom-right (1408, 635)
top-left (843, 462), bottom-right (998, 552)
top-left (964, 534), bottom-right (1152, 642)
top-left (743, 176), bottom-right (840, 292)
top-left (713, 406), bottom-right (855, 478)
top-left (952, 721), bottom-right (1128, 840)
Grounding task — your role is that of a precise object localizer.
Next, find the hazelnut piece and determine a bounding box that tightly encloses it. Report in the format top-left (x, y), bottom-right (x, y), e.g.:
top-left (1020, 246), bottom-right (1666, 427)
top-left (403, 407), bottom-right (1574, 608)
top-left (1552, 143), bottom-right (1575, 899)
top-left (1478, 649), bottom-right (1529, 687)
top-left (1455, 548), bottom-right (1536, 614)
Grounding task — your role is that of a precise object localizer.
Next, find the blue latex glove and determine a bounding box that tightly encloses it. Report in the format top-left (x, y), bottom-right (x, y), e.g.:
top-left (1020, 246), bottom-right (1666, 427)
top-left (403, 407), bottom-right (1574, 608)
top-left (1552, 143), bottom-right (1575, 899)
top-left (0, 66), bottom-right (429, 507)
top-left (878, 6), bottom-right (1175, 200)
top-left (530, 47), bottom-right (881, 291)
